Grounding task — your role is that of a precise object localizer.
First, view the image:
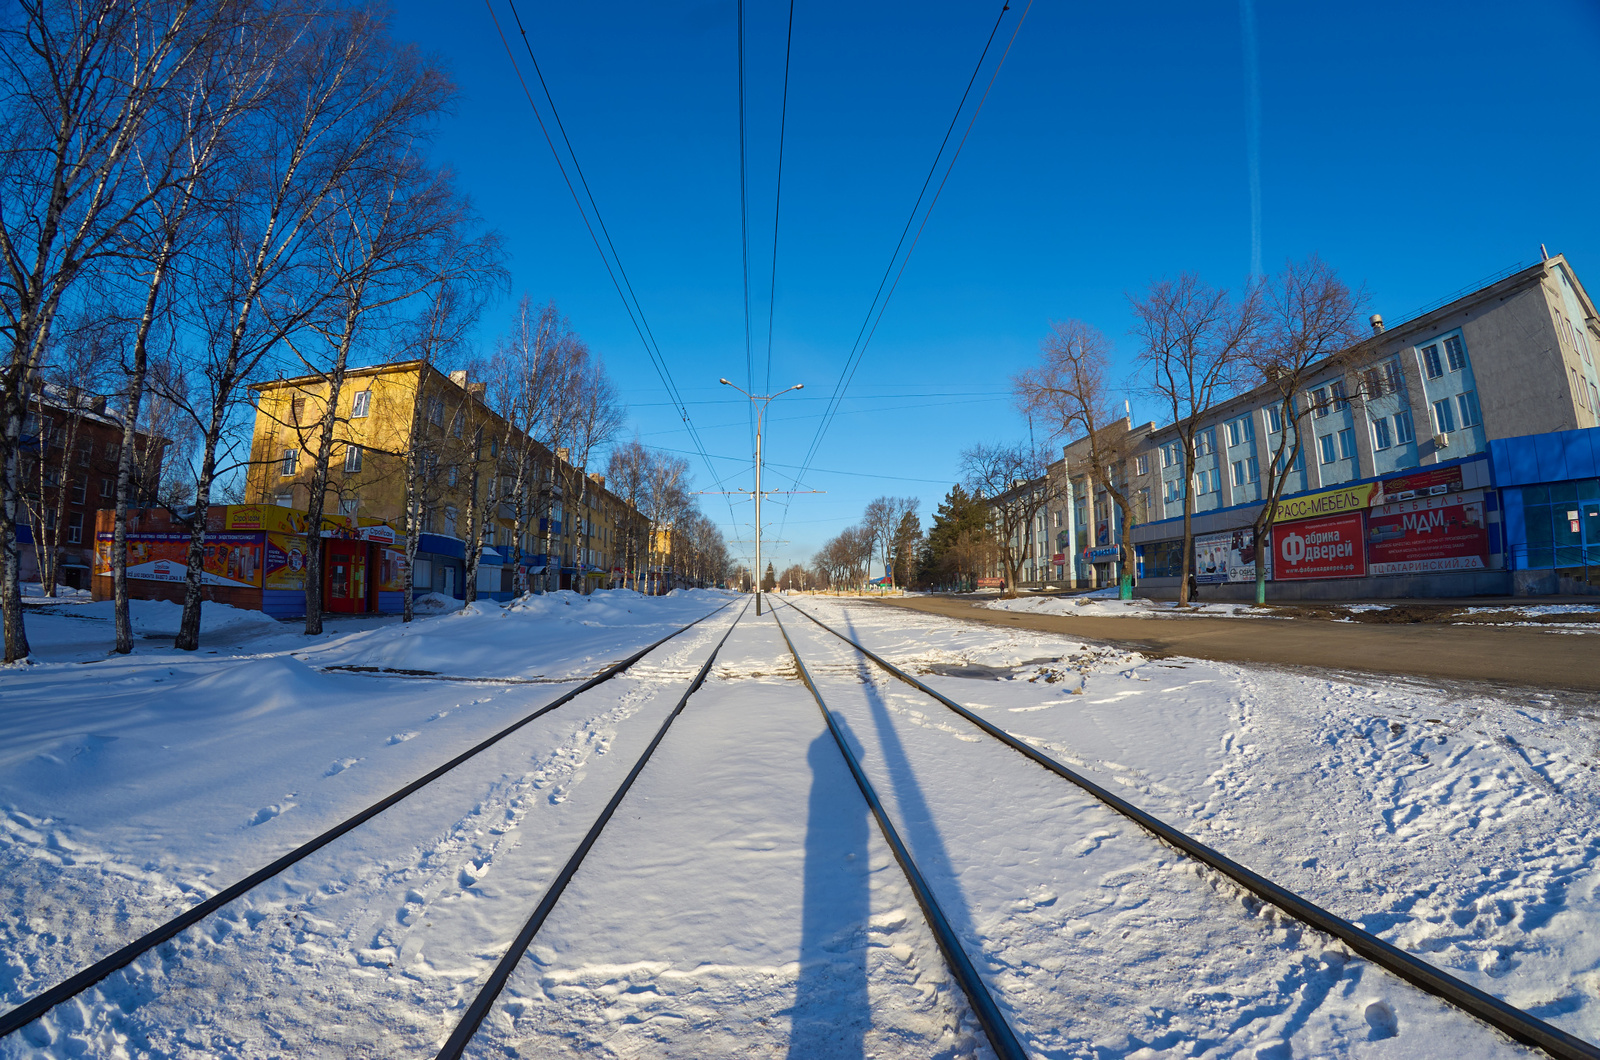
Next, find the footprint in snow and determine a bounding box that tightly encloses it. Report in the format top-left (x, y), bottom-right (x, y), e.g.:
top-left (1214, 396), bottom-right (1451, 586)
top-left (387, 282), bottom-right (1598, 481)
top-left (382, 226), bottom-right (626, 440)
top-left (1364, 1000), bottom-right (1398, 1040)
top-left (249, 803), bottom-right (291, 826)
top-left (389, 731), bottom-right (419, 745)
top-left (324, 757), bottom-right (359, 776)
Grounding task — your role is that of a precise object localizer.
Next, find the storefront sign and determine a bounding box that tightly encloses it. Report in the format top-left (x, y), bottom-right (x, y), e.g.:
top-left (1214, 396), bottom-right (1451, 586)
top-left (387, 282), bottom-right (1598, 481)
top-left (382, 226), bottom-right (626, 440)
top-left (1194, 528), bottom-right (1268, 584)
top-left (96, 531), bottom-right (264, 587)
top-left (265, 533), bottom-right (307, 591)
top-left (1380, 465), bottom-right (1464, 503)
top-left (358, 523), bottom-right (396, 545)
top-left (1367, 490), bottom-right (1489, 575)
top-left (1270, 482), bottom-right (1379, 524)
top-left (1087, 545), bottom-right (1121, 561)
top-left (1274, 512), bottom-right (1366, 580)
top-left (1051, 552), bottom-right (1066, 564)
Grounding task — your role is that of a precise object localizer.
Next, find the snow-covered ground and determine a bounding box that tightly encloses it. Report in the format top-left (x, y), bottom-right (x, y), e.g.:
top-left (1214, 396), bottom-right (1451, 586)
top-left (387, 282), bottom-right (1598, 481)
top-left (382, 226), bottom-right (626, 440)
top-left (981, 588), bottom-right (1275, 619)
top-left (1, 588), bottom-right (1596, 1058)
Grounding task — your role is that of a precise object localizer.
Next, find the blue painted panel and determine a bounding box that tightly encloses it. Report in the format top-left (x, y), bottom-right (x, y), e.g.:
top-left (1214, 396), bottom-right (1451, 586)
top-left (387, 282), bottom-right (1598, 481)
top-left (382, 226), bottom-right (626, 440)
top-left (1575, 429), bottom-right (1600, 479)
top-left (417, 533), bottom-right (464, 559)
top-left (1502, 490), bottom-right (1526, 569)
top-left (262, 589), bottom-right (304, 618)
top-left (1535, 433), bottom-right (1570, 483)
top-left (1509, 437), bottom-right (1541, 486)
top-left (377, 591), bottom-right (404, 614)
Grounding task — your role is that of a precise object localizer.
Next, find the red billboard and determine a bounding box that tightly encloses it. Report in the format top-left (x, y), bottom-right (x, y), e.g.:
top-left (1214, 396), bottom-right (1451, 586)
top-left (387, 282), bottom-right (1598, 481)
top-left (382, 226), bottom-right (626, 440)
top-left (1274, 512), bottom-right (1366, 580)
top-left (1367, 491), bottom-right (1490, 576)
top-left (1381, 465), bottom-right (1463, 501)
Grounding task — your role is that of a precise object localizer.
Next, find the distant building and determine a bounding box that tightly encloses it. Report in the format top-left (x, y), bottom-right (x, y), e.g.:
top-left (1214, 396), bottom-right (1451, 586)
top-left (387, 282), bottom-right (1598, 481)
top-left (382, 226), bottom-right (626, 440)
top-left (18, 386), bottom-right (165, 589)
top-left (993, 253), bottom-right (1600, 598)
top-left (243, 361), bottom-right (647, 602)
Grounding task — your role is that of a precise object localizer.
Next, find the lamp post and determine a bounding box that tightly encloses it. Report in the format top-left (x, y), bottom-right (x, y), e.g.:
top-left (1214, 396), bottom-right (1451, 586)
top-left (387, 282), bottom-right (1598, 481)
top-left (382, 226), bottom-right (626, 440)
top-left (720, 378), bottom-right (802, 615)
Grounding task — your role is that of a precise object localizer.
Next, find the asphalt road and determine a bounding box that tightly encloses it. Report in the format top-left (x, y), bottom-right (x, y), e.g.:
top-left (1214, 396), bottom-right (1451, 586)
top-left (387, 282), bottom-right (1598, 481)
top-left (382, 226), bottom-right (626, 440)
top-left (873, 595), bottom-right (1600, 694)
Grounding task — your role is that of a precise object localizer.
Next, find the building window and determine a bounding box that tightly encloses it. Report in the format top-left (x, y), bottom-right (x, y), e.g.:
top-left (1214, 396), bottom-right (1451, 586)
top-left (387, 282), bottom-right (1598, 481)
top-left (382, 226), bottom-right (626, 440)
top-left (1135, 453), bottom-right (1149, 475)
top-left (1331, 381), bottom-right (1349, 411)
top-left (448, 466), bottom-right (458, 487)
top-left (100, 477), bottom-right (113, 497)
top-left (275, 492), bottom-right (293, 507)
top-left (1163, 478), bottom-right (1185, 503)
top-left (67, 512), bottom-right (83, 544)
top-left (1591, 382), bottom-right (1600, 415)
top-left (71, 477), bottom-right (86, 503)
top-left (1230, 457), bottom-right (1259, 486)
top-left (1372, 418), bottom-right (1393, 451)
top-left (1194, 468), bottom-right (1221, 494)
top-left (1443, 335), bottom-right (1466, 372)
top-left (484, 526), bottom-right (495, 546)
top-left (1455, 390), bottom-right (1481, 428)
top-left (1196, 428), bottom-right (1217, 456)
top-left (1433, 398), bottom-right (1457, 434)
top-left (1337, 428), bottom-right (1357, 460)
top-left (105, 442), bottom-right (120, 461)
top-left (1394, 409), bottom-right (1415, 444)
top-left (76, 443), bottom-right (91, 466)
top-left (1312, 387), bottom-right (1330, 418)
top-left (344, 445), bottom-right (363, 472)
top-left (1265, 405), bottom-right (1283, 433)
top-left (1580, 328), bottom-right (1594, 364)
top-left (340, 497), bottom-right (358, 516)
top-left (1421, 344), bottom-right (1443, 379)
top-left (452, 412), bottom-right (464, 438)
top-left (291, 396), bottom-right (306, 425)
top-left (428, 397), bottom-right (444, 426)
top-left (1226, 417), bottom-right (1254, 448)
top-left (282, 448), bottom-right (298, 476)
top-left (1318, 434), bottom-right (1337, 464)
top-left (351, 390), bottom-right (372, 418)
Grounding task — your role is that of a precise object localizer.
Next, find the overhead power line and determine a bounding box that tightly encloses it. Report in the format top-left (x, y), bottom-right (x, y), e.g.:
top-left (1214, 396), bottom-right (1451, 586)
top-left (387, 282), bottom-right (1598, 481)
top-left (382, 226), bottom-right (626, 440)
top-left (775, 0), bottom-right (1034, 552)
top-left (485, 0), bottom-right (746, 550)
top-left (764, 0), bottom-right (796, 395)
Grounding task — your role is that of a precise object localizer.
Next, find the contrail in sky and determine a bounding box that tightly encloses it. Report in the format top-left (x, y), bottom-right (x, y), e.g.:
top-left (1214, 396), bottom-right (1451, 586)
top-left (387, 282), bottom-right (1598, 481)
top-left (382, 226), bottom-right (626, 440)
top-left (1240, 0), bottom-right (1262, 282)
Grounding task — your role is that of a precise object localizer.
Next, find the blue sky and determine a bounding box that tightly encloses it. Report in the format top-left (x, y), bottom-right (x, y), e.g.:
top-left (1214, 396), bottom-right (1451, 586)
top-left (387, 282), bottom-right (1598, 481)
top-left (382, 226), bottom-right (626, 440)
top-left (387, 0), bottom-right (1600, 574)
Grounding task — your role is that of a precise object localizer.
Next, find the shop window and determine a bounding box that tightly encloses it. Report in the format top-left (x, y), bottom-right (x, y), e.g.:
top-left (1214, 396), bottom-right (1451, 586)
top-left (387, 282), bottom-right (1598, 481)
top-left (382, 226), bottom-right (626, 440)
top-left (413, 558), bottom-right (432, 588)
top-left (1142, 539), bottom-right (1184, 578)
top-left (1433, 398), bottom-right (1457, 434)
top-left (351, 390), bottom-right (371, 418)
top-left (1456, 391), bottom-right (1481, 428)
top-left (1421, 344), bottom-right (1443, 379)
top-left (1444, 335), bottom-right (1467, 372)
top-left (1372, 418), bottom-right (1393, 451)
top-left (1394, 409), bottom-right (1415, 444)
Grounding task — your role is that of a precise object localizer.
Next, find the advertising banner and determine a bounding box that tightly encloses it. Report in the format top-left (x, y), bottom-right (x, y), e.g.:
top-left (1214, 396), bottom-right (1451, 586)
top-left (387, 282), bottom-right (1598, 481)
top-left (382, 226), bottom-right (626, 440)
top-left (96, 531), bottom-right (264, 587)
top-left (264, 532), bottom-right (308, 591)
top-left (1270, 482), bottom-right (1379, 524)
top-left (1367, 490), bottom-right (1489, 576)
top-left (1273, 512), bottom-right (1366, 580)
top-left (1087, 545), bottom-right (1121, 562)
top-left (1194, 528), bottom-right (1269, 584)
top-left (377, 547), bottom-right (408, 592)
top-left (225, 504), bottom-right (311, 536)
top-left (1380, 465), bottom-right (1464, 502)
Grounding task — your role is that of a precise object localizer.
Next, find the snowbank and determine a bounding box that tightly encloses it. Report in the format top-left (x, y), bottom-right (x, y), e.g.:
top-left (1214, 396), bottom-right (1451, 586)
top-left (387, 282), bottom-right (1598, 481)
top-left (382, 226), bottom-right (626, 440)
top-left (981, 589), bottom-right (1276, 619)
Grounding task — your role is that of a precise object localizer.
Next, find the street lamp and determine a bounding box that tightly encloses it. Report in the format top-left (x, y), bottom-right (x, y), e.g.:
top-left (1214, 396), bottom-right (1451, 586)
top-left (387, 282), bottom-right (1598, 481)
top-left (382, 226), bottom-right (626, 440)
top-left (720, 378), bottom-right (802, 615)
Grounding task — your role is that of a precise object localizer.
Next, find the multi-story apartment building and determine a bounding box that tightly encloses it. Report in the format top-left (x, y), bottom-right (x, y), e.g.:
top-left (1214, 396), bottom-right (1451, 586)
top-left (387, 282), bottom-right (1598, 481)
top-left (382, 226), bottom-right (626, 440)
top-left (244, 361), bottom-right (648, 602)
top-left (18, 385), bottom-right (165, 589)
top-left (995, 252), bottom-right (1600, 598)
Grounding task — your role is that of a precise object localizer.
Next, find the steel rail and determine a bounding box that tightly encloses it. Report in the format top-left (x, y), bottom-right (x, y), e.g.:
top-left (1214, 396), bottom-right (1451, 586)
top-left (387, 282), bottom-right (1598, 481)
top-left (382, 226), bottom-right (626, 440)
top-left (0, 599), bottom-right (739, 1040)
top-left (436, 598), bottom-right (751, 1058)
top-left (771, 607), bottom-right (1029, 1060)
top-left (775, 598), bottom-right (1600, 1060)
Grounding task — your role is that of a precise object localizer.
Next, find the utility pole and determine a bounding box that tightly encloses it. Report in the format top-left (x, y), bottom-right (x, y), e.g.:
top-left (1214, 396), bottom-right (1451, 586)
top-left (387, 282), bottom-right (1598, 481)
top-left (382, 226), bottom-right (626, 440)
top-left (720, 378), bottom-right (803, 615)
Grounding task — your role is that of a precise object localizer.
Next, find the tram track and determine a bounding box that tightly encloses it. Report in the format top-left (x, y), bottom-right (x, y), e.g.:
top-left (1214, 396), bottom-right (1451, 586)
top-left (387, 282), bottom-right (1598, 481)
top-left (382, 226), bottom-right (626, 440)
top-left (772, 595), bottom-right (1600, 1060)
top-left (0, 598), bottom-right (742, 1049)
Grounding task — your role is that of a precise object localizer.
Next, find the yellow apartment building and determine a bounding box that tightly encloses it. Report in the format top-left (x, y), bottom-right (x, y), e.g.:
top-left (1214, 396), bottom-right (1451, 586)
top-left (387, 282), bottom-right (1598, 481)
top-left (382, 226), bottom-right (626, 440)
top-left (246, 361), bottom-right (647, 597)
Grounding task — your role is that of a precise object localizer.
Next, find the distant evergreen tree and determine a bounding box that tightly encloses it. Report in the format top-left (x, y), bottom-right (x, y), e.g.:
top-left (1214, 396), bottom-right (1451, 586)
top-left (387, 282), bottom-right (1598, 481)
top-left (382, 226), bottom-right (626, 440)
top-left (761, 561), bottom-right (777, 592)
top-left (921, 484), bottom-right (990, 589)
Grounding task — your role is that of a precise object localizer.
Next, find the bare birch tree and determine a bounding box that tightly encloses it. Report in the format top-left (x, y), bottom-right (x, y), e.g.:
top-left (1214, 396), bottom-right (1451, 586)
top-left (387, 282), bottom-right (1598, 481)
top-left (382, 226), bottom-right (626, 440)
top-left (960, 441), bottom-right (1058, 598)
top-left (1130, 274), bottom-right (1259, 605)
top-left (1015, 319), bottom-right (1142, 597)
top-left (1247, 257), bottom-right (1366, 604)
